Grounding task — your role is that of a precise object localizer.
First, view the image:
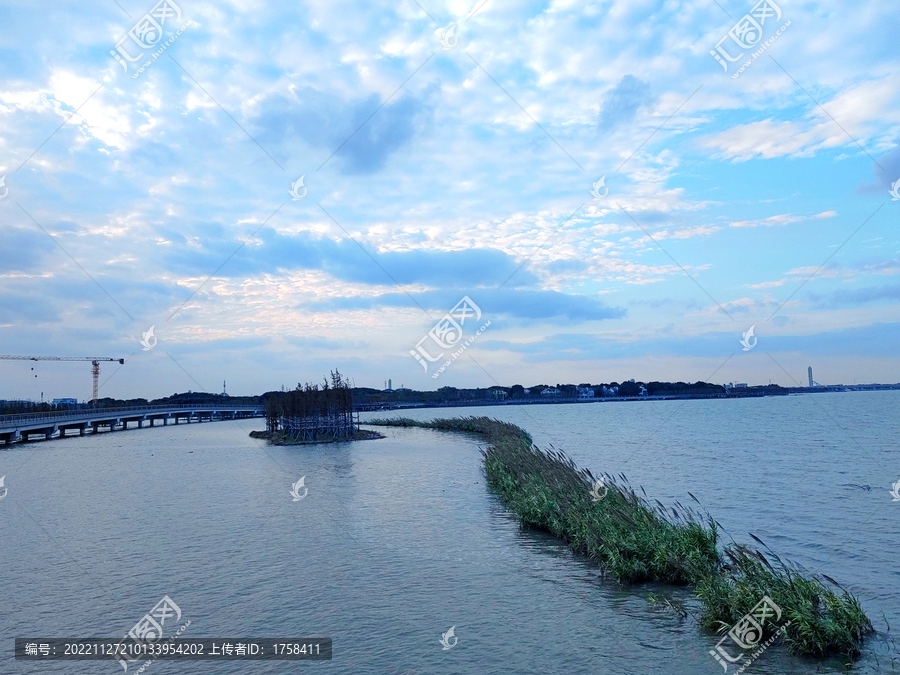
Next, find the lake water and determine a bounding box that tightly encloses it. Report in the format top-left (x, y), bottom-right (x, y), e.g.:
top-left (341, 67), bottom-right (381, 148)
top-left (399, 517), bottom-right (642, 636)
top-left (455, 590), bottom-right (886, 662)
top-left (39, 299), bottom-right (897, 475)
top-left (1, 391), bottom-right (897, 674)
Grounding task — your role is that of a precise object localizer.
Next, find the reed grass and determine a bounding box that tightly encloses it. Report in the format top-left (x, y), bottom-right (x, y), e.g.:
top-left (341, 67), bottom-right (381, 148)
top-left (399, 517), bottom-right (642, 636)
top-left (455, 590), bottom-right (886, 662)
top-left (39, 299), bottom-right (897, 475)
top-left (367, 416), bottom-right (873, 658)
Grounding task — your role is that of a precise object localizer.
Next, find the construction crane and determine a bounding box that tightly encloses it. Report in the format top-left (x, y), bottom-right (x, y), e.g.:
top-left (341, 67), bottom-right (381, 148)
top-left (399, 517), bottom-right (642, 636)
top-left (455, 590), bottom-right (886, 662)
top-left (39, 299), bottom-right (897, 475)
top-left (0, 355), bottom-right (125, 402)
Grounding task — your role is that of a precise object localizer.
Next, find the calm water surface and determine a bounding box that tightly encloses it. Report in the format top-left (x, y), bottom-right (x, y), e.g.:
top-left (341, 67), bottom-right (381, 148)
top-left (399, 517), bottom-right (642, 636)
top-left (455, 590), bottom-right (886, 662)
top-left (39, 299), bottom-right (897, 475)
top-left (1, 391), bottom-right (898, 674)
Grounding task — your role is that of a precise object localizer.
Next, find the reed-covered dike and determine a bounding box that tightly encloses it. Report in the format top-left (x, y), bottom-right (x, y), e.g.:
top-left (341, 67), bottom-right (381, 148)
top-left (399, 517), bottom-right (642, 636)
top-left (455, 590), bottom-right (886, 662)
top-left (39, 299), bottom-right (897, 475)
top-left (367, 416), bottom-right (873, 660)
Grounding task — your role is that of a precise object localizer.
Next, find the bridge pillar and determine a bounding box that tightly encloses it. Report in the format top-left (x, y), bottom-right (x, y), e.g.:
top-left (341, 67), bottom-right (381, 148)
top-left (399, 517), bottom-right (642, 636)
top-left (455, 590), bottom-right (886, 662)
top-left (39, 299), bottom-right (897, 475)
top-left (79, 425), bottom-right (86, 436)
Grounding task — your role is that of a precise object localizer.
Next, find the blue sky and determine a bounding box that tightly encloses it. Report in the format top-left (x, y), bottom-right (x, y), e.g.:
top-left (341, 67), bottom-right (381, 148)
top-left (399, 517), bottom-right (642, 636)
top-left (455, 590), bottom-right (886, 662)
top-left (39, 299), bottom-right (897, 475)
top-left (1, 0), bottom-right (898, 400)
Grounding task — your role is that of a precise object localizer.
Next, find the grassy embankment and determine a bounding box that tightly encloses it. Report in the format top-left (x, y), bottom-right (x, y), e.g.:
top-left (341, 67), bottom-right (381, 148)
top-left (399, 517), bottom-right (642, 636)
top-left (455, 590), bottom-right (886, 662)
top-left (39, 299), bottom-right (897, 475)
top-left (366, 416), bottom-right (872, 659)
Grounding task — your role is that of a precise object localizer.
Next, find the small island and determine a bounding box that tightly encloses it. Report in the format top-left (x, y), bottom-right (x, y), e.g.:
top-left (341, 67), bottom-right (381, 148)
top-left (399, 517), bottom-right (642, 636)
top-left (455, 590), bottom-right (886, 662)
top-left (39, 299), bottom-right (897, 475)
top-left (251, 370), bottom-right (383, 445)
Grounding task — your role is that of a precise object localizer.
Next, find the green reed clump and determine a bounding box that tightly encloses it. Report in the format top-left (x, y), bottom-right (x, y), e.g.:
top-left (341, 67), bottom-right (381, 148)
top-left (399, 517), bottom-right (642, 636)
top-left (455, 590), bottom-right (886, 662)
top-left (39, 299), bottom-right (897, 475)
top-left (367, 417), bottom-right (422, 427)
top-left (370, 416), bottom-right (873, 658)
top-left (482, 437), bottom-right (720, 585)
top-left (696, 544), bottom-right (872, 657)
top-left (367, 416), bottom-right (530, 440)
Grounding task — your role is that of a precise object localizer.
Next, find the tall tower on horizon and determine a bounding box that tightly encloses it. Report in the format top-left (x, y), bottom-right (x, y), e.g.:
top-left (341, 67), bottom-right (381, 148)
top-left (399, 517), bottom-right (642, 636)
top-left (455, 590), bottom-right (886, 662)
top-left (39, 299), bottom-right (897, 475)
top-left (388, 378), bottom-right (392, 390)
top-left (808, 367), bottom-right (814, 388)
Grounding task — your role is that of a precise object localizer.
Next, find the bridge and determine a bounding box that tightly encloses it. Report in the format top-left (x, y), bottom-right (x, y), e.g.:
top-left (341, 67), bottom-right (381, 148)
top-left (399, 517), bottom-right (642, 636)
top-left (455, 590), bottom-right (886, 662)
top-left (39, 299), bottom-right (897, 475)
top-left (0, 404), bottom-right (265, 444)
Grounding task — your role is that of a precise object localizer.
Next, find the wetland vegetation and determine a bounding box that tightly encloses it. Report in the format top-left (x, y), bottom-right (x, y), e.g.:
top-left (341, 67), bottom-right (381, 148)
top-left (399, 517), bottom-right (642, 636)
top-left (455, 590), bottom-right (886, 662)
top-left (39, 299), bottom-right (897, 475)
top-left (367, 416), bottom-right (873, 659)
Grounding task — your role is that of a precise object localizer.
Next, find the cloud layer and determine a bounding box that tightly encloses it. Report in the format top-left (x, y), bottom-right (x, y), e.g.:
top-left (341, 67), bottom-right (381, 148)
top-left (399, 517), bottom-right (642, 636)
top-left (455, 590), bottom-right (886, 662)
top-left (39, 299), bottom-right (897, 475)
top-left (0, 0), bottom-right (898, 398)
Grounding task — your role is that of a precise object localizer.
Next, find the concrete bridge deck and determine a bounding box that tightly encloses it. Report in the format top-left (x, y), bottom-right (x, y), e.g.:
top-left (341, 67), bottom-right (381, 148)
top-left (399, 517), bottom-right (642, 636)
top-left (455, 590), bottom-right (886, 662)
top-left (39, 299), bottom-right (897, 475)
top-left (0, 404), bottom-right (264, 444)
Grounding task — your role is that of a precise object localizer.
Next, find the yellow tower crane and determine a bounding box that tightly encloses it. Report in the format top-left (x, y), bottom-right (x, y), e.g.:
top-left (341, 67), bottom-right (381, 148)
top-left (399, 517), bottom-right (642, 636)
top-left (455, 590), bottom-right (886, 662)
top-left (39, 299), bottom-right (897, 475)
top-left (0, 355), bottom-right (125, 402)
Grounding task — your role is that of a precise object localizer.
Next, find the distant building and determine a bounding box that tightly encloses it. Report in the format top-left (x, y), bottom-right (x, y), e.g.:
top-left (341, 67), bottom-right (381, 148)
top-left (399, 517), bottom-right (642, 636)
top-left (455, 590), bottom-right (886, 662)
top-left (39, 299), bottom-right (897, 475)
top-left (639, 385), bottom-right (648, 397)
top-left (52, 398), bottom-right (78, 407)
top-left (541, 387), bottom-right (561, 396)
top-left (733, 383), bottom-right (748, 389)
top-left (577, 387), bottom-right (594, 399)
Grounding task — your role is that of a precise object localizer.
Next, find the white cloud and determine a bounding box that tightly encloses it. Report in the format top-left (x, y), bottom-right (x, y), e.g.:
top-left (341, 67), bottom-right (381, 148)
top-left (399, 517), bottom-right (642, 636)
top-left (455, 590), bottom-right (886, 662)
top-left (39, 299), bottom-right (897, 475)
top-left (699, 77), bottom-right (900, 161)
top-left (748, 279), bottom-right (788, 289)
top-left (730, 210), bottom-right (837, 228)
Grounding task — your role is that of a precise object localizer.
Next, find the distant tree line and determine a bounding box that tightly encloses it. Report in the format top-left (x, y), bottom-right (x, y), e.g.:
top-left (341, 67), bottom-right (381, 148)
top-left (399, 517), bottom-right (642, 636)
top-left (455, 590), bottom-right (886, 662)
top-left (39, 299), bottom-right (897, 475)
top-left (0, 400), bottom-right (65, 415)
top-left (0, 376), bottom-right (796, 417)
top-left (0, 391), bottom-right (262, 415)
top-left (351, 380), bottom-right (757, 404)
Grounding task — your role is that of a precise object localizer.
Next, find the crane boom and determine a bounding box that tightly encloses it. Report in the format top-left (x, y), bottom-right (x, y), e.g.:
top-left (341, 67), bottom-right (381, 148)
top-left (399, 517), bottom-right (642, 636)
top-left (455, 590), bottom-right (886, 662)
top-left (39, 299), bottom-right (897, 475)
top-left (0, 355), bottom-right (126, 402)
top-left (0, 356), bottom-right (124, 362)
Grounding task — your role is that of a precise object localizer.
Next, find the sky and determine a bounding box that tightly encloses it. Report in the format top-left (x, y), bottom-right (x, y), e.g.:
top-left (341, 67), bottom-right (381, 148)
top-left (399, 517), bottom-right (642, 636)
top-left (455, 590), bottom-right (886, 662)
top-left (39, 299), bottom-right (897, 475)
top-left (0, 0), bottom-right (899, 401)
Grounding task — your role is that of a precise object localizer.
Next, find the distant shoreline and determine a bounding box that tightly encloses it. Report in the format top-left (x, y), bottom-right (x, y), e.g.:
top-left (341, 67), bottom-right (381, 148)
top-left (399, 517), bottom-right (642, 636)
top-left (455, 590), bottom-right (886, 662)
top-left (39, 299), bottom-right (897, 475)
top-left (355, 386), bottom-right (898, 413)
